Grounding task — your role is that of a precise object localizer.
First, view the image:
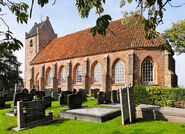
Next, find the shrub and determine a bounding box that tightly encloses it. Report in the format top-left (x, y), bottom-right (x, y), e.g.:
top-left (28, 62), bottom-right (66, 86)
top-left (134, 85), bottom-right (185, 107)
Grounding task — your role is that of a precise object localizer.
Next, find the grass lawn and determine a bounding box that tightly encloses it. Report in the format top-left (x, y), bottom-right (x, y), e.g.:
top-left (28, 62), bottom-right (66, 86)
top-left (0, 97), bottom-right (185, 134)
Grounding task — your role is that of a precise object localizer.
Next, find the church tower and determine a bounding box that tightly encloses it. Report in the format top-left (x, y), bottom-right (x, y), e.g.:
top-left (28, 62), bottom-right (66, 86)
top-left (24, 16), bottom-right (57, 90)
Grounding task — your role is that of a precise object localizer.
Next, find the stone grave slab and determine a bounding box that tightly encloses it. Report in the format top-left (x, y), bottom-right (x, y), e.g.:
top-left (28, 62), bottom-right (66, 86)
top-left (136, 104), bottom-right (185, 123)
top-left (98, 103), bottom-right (121, 108)
top-left (60, 107), bottom-right (121, 123)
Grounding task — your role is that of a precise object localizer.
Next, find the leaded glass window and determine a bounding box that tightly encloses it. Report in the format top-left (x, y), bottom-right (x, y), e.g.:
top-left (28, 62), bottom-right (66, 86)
top-left (142, 59), bottom-right (154, 82)
top-left (94, 63), bottom-right (102, 83)
top-left (48, 69), bottom-right (52, 84)
top-left (76, 65), bottom-right (82, 83)
top-left (61, 68), bottom-right (66, 83)
top-left (115, 60), bottom-right (125, 83)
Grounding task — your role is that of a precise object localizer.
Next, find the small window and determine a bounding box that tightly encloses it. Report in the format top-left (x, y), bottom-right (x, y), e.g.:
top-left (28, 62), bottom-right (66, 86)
top-left (142, 59), bottom-right (154, 82)
top-left (115, 60), bottom-right (125, 83)
top-left (47, 69), bottom-right (52, 85)
top-left (30, 40), bottom-right (33, 52)
top-left (76, 65), bottom-right (82, 83)
top-left (94, 63), bottom-right (102, 83)
top-left (61, 68), bottom-right (66, 83)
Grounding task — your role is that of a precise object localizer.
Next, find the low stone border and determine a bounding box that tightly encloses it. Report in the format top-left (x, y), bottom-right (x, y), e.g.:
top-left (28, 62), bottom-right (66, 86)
top-left (136, 104), bottom-right (185, 123)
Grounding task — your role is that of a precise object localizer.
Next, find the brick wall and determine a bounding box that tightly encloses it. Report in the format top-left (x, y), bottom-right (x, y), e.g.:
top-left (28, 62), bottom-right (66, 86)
top-left (26, 48), bottom-right (177, 91)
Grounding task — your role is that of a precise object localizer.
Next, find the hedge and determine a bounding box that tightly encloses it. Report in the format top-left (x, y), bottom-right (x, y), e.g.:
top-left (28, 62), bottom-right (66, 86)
top-left (134, 85), bottom-right (185, 107)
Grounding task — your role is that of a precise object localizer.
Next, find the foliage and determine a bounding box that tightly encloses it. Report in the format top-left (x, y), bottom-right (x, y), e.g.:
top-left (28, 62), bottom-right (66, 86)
top-left (0, 49), bottom-right (23, 90)
top-left (134, 85), bottom-right (185, 107)
top-left (1, 0), bottom-right (185, 53)
top-left (162, 19), bottom-right (185, 54)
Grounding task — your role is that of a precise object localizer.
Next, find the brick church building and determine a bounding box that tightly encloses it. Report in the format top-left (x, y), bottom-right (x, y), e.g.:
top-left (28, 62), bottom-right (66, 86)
top-left (24, 16), bottom-right (177, 93)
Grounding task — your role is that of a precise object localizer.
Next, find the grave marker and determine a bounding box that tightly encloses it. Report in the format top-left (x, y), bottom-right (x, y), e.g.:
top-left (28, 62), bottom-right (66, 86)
top-left (13, 100), bottom-right (53, 131)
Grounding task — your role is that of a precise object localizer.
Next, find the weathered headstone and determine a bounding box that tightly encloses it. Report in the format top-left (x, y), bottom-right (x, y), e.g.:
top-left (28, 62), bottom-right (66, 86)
top-left (127, 85), bottom-right (135, 122)
top-left (72, 89), bottom-right (77, 94)
top-left (105, 91), bottom-right (111, 103)
top-left (119, 85), bottom-right (135, 125)
top-left (43, 96), bottom-right (52, 108)
top-left (112, 90), bottom-right (119, 103)
top-left (58, 88), bottom-right (62, 94)
top-left (36, 91), bottom-right (45, 99)
top-left (45, 90), bottom-right (52, 97)
top-left (58, 91), bottom-right (73, 106)
top-left (78, 89), bottom-right (87, 102)
top-left (97, 91), bottom-right (104, 105)
top-left (13, 93), bottom-right (33, 106)
top-left (21, 88), bottom-right (29, 94)
top-left (13, 100), bottom-right (53, 131)
top-left (30, 89), bottom-right (36, 96)
top-left (0, 97), bottom-right (5, 107)
top-left (119, 88), bottom-right (129, 125)
top-left (51, 91), bottom-right (59, 98)
top-left (67, 93), bottom-right (82, 109)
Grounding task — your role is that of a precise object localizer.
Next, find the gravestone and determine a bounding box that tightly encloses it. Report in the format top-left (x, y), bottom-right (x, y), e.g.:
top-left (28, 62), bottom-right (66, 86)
top-left (36, 91), bottom-right (45, 99)
top-left (105, 91), bottom-right (111, 103)
top-left (72, 89), bottom-right (77, 94)
top-left (45, 90), bottom-right (52, 97)
top-left (0, 97), bottom-right (5, 107)
top-left (67, 93), bottom-right (82, 109)
top-left (13, 100), bottom-right (53, 131)
top-left (78, 89), bottom-right (87, 102)
top-left (58, 91), bottom-right (73, 106)
top-left (51, 91), bottom-right (59, 98)
top-left (119, 85), bottom-right (135, 125)
top-left (30, 89), bottom-right (36, 97)
top-left (43, 96), bottom-right (52, 108)
top-left (21, 88), bottom-right (29, 94)
top-left (13, 93), bottom-right (33, 106)
top-left (97, 91), bottom-right (104, 105)
top-left (97, 91), bottom-right (111, 105)
top-left (58, 88), bottom-right (62, 94)
top-left (127, 85), bottom-right (135, 122)
top-left (119, 88), bottom-right (129, 125)
top-left (112, 90), bottom-right (119, 103)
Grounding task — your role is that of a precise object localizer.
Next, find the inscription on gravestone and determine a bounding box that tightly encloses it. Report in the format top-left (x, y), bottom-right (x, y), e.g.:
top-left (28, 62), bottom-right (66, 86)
top-left (13, 100), bottom-right (53, 131)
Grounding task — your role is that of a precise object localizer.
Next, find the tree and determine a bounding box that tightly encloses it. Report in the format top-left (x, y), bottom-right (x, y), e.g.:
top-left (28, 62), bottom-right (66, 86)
top-left (162, 19), bottom-right (185, 54)
top-left (0, 0), bottom-right (185, 52)
top-left (0, 49), bottom-right (23, 90)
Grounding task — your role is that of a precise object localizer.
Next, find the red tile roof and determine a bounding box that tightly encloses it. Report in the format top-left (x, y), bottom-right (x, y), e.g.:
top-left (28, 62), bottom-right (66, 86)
top-left (31, 18), bottom-right (165, 65)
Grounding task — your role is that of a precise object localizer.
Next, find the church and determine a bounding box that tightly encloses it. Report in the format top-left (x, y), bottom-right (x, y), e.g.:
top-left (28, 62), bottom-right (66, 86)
top-left (24, 16), bottom-right (178, 93)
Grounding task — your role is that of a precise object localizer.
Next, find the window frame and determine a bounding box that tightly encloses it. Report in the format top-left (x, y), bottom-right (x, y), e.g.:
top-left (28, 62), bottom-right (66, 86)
top-left (60, 68), bottom-right (66, 84)
top-left (142, 59), bottom-right (154, 83)
top-left (114, 60), bottom-right (125, 83)
top-left (76, 65), bottom-right (82, 83)
top-left (94, 63), bottom-right (102, 83)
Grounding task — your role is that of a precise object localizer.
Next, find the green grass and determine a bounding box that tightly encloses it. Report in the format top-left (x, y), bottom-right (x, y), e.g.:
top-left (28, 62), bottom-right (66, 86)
top-left (0, 97), bottom-right (184, 134)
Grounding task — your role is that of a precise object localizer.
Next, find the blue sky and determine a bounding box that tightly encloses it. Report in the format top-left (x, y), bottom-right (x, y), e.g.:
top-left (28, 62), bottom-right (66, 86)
top-left (2, 0), bottom-right (185, 87)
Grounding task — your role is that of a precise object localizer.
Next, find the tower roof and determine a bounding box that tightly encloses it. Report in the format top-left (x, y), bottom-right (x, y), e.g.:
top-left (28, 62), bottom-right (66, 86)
top-left (26, 21), bottom-right (44, 39)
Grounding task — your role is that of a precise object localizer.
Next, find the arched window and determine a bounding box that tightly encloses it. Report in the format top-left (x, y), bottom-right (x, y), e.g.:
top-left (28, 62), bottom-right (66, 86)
top-left (30, 40), bottom-right (33, 52)
top-left (94, 63), bottom-right (102, 83)
top-left (47, 69), bottom-right (52, 84)
top-left (142, 59), bottom-right (154, 82)
top-left (115, 60), bottom-right (125, 83)
top-left (61, 68), bottom-right (66, 83)
top-left (76, 65), bottom-right (82, 83)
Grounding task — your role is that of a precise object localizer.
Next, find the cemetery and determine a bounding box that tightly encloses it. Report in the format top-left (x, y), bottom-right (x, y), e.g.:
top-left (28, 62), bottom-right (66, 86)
top-left (0, 85), bottom-right (184, 134)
